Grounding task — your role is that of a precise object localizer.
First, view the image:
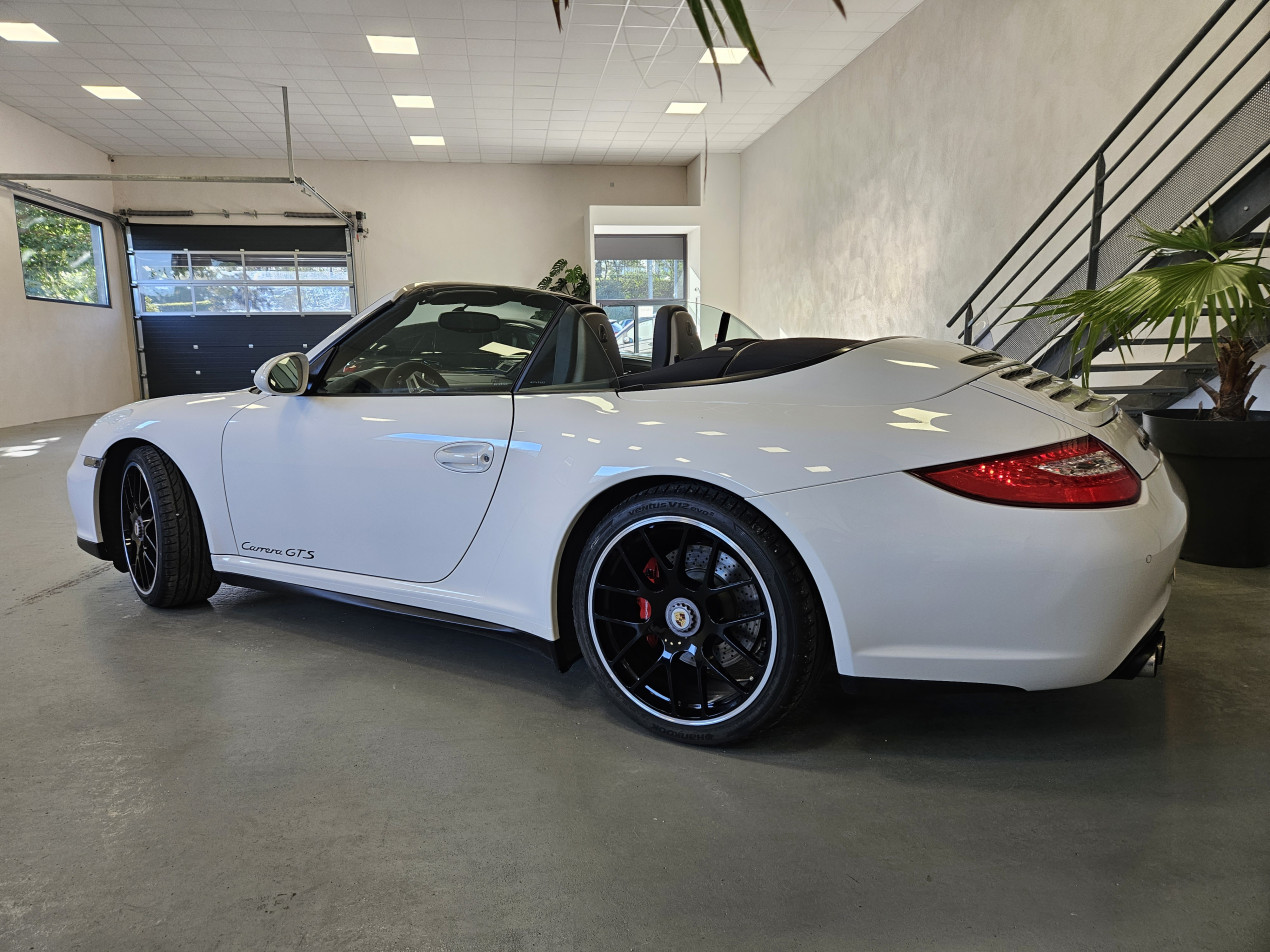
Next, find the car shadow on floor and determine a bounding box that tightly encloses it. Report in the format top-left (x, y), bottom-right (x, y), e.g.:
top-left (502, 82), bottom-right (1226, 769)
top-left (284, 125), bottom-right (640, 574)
top-left (202, 582), bottom-right (599, 710)
top-left (193, 580), bottom-right (1192, 779)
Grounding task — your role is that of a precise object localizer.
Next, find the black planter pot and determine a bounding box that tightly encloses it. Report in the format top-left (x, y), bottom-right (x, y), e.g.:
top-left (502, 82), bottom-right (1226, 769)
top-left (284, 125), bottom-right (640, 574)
top-left (1142, 408), bottom-right (1270, 568)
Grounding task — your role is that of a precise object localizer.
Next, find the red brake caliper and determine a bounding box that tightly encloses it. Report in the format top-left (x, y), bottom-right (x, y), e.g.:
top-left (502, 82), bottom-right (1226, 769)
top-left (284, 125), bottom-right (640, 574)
top-left (639, 557), bottom-right (659, 645)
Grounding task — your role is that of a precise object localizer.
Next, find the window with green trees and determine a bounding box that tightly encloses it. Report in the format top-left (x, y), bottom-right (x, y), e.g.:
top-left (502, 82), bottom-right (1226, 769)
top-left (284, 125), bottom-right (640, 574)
top-left (593, 234), bottom-right (687, 356)
top-left (14, 199), bottom-right (110, 306)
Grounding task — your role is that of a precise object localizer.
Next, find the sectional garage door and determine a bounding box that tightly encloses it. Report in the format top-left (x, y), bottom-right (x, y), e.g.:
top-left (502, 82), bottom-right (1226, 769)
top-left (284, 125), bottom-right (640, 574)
top-left (127, 224), bottom-right (356, 398)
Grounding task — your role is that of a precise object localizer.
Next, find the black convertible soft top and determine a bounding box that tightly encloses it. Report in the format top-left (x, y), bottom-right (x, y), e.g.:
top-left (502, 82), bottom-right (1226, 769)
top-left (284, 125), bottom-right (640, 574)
top-left (616, 337), bottom-right (861, 391)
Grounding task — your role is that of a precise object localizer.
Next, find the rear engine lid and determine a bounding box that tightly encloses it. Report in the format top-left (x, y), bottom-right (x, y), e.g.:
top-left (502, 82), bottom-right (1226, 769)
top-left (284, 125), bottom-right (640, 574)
top-left (967, 352), bottom-right (1121, 428)
top-left (809, 338), bottom-right (1053, 406)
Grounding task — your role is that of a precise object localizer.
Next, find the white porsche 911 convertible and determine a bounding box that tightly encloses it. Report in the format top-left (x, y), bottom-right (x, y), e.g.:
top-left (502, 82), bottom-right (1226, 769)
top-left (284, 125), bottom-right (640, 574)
top-left (69, 282), bottom-right (1185, 744)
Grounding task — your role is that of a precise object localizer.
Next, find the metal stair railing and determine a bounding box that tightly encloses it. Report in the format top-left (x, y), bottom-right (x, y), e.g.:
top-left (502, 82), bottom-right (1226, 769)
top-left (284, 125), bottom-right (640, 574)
top-left (947, 0), bottom-right (1270, 369)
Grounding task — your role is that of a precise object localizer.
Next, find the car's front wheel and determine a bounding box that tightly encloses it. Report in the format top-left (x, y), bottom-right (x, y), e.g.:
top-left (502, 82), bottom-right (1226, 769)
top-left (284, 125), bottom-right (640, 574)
top-left (574, 483), bottom-right (825, 745)
top-left (119, 445), bottom-right (220, 607)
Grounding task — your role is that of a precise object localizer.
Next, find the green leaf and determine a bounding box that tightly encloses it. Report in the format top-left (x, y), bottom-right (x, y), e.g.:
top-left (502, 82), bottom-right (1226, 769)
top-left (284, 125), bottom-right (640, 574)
top-left (698, 0), bottom-right (731, 46)
top-left (717, 0), bottom-right (770, 80)
top-left (686, 0), bottom-right (724, 90)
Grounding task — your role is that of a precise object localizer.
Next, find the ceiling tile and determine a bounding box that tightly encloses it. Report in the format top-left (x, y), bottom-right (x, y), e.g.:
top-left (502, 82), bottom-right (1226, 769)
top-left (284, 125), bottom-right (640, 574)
top-left (0, 0), bottom-right (920, 162)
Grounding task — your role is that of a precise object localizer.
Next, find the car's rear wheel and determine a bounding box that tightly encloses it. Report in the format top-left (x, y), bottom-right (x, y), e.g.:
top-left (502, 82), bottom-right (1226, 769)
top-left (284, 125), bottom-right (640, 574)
top-left (574, 483), bottom-right (825, 745)
top-left (120, 445), bottom-right (220, 607)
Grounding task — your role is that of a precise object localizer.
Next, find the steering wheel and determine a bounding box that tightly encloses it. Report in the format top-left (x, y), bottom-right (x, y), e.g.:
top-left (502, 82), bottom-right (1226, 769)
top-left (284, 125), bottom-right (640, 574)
top-left (385, 359), bottom-right (449, 393)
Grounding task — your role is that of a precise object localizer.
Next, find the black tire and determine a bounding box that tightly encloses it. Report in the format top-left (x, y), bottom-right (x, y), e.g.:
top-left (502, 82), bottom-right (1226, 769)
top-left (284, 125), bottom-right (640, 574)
top-left (574, 483), bottom-right (825, 745)
top-left (119, 445), bottom-right (220, 608)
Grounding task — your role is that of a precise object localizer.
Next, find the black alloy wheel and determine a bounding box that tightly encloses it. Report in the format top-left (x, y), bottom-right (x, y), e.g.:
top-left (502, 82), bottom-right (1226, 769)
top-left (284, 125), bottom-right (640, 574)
top-left (118, 445), bottom-right (221, 608)
top-left (121, 460), bottom-right (159, 596)
top-left (575, 483), bottom-right (825, 745)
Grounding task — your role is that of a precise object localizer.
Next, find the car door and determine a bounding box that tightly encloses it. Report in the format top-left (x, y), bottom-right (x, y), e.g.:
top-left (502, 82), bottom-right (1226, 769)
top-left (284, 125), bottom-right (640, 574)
top-left (220, 286), bottom-right (558, 584)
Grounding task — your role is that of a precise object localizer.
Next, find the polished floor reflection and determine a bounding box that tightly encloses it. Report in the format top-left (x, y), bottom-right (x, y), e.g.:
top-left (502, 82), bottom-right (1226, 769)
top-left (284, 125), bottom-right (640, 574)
top-left (2, 414), bottom-right (1267, 951)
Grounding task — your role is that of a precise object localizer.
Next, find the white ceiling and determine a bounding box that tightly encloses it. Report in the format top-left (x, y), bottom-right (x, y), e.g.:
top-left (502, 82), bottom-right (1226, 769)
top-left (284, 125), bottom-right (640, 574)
top-left (0, 0), bottom-right (919, 164)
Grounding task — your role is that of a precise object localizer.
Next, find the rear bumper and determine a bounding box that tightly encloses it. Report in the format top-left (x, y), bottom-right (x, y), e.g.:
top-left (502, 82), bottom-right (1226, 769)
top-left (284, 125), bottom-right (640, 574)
top-left (751, 461), bottom-right (1187, 690)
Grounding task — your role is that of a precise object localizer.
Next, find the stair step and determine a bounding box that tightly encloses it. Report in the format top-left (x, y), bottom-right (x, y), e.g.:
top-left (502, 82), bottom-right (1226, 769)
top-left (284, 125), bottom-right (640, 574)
top-left (1097, 385), bottom-right (1193, 395)
top-left (1111, 338), bottom-right (1215, 346)
top-left (1087, 361), bottom-right (1215, 372)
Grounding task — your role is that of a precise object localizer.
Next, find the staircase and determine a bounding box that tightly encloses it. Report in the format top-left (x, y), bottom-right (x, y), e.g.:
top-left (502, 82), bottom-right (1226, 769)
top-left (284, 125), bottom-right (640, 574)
top-left (949, 0), bottom-right (1270, 412)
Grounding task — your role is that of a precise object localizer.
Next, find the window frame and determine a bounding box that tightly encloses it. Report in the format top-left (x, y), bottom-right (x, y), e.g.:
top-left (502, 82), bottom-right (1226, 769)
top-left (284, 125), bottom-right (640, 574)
top-left (307, 286), bottom-right (572, 398)
top-left (131, 248), bottom-right (353, 318)
top-left (14, 197), bottom-right (111, 309)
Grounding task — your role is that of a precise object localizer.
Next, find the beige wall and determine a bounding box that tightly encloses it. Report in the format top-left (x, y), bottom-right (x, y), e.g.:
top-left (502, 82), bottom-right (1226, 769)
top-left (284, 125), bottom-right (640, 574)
top-left (0, 101), bottom-right (136, 429)
top-left (110, 156), bottom-right (687, 305)
top-left (738, 0), bottom-right (1231, 342)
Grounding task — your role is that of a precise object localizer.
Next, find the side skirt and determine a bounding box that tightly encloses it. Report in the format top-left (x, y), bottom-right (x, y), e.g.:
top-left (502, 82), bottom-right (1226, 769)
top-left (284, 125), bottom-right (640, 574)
top-left (218, 571), bottom-right (579, 672)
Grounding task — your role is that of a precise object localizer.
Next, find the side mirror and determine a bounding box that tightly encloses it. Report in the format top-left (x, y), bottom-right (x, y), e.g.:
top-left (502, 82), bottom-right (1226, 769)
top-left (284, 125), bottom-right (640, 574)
top-left (254, 352), bottom-right (309, 395)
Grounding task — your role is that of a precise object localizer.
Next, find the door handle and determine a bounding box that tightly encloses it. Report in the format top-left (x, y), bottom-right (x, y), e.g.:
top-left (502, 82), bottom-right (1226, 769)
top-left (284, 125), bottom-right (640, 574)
top-left (435, 441), bottom-right (495, 473)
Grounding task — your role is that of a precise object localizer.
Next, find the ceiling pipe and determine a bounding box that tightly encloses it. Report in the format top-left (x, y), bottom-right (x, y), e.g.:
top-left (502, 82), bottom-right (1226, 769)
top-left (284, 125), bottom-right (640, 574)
top-left (0, 174), bottom-right (295, 183)
top-left (282, 85), bottom-right (296, 183)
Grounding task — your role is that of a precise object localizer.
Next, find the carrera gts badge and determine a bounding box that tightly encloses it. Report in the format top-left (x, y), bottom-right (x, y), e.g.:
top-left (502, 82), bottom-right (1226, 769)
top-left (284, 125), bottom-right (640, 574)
top-left (241, 542), bottom-right (315, 560)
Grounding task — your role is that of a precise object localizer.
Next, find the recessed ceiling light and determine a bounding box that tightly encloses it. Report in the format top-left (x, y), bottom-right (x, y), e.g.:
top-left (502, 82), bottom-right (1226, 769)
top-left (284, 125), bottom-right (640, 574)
top-left (0, 22), bottom-right (58, 42)
top-left (82, 85), bottom-right (141, 100)
top-left (393, 94), bottom-right (434, 109)
top-left (666, 102), bottom-right (707, 115)
top-left (367, 34), bottom-right (418, 55)
top-left (699, 47), bottom-right (748, 64)
top-left (410, 135), bottom-right (445, 146)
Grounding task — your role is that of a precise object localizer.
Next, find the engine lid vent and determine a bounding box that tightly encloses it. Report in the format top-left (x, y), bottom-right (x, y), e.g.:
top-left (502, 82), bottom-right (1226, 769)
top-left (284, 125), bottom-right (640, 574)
top-left (959, 351), bottom-right (1007, 367)
top-left (995, 362), bottom-right (1114, 414)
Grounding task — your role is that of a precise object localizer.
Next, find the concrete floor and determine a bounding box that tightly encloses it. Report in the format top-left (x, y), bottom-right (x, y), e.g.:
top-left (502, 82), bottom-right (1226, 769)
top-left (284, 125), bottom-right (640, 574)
top-left (1, 413), bottom-right (1268, 952)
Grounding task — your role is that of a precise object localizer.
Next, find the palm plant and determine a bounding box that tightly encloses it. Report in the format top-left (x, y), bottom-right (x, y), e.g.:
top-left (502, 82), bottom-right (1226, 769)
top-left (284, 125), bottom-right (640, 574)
top-left (1026, 217), bottom-right (1269, 421)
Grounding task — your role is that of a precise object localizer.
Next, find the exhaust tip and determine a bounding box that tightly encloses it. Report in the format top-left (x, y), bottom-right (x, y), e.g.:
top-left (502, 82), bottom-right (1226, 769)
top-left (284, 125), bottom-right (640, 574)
top-left (1107, 623), bottom-right (1166, 680)
top-left (1136, 635), bottom-right (1167, 678)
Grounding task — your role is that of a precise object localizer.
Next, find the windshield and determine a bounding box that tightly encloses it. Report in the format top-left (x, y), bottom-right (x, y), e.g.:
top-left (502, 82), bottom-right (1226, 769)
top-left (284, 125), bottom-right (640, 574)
top-left (602, 302), bottom-right (763, 358)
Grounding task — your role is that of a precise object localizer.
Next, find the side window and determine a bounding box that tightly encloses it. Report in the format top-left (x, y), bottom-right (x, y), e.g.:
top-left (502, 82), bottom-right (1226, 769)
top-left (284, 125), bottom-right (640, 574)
top-left (14, 198), bottom-right (110, 306)
top-left (518, 308), bottom-right (621, 392)
top-left (313, 288), bottom-right (558, 395)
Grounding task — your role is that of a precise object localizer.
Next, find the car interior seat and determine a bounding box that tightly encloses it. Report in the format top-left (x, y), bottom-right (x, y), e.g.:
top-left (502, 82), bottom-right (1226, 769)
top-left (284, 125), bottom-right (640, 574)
top-left (579, 309), bottom-right (624, 378)
top-left (651, 305), bottom-right (702, 369)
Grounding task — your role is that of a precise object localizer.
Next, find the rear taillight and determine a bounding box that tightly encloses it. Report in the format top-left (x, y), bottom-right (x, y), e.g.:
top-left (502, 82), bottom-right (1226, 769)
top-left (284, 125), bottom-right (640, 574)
top-left (912, 436), bottom-right (1141, 508)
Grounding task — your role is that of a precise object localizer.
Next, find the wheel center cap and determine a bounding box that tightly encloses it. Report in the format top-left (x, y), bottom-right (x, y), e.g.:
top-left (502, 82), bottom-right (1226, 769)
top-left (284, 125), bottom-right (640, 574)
top-left (132, 514), bottom-right (144, 542)
top-left (665, 597), bottom-right (700, 637)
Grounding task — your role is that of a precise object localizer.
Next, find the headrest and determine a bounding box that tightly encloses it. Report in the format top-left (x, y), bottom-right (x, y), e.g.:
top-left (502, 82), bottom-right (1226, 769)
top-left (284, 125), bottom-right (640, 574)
top-left (651, 305), bottom-right (702, 369)
top-left (438, 310), bottom-right (501, 332)
top-left (579, 309), bottom-right (623, 377)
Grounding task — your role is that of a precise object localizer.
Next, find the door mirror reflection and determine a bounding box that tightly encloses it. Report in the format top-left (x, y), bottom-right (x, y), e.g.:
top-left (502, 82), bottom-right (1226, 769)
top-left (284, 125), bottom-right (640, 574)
top-left (254, 352), bottom-right (309, 395)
